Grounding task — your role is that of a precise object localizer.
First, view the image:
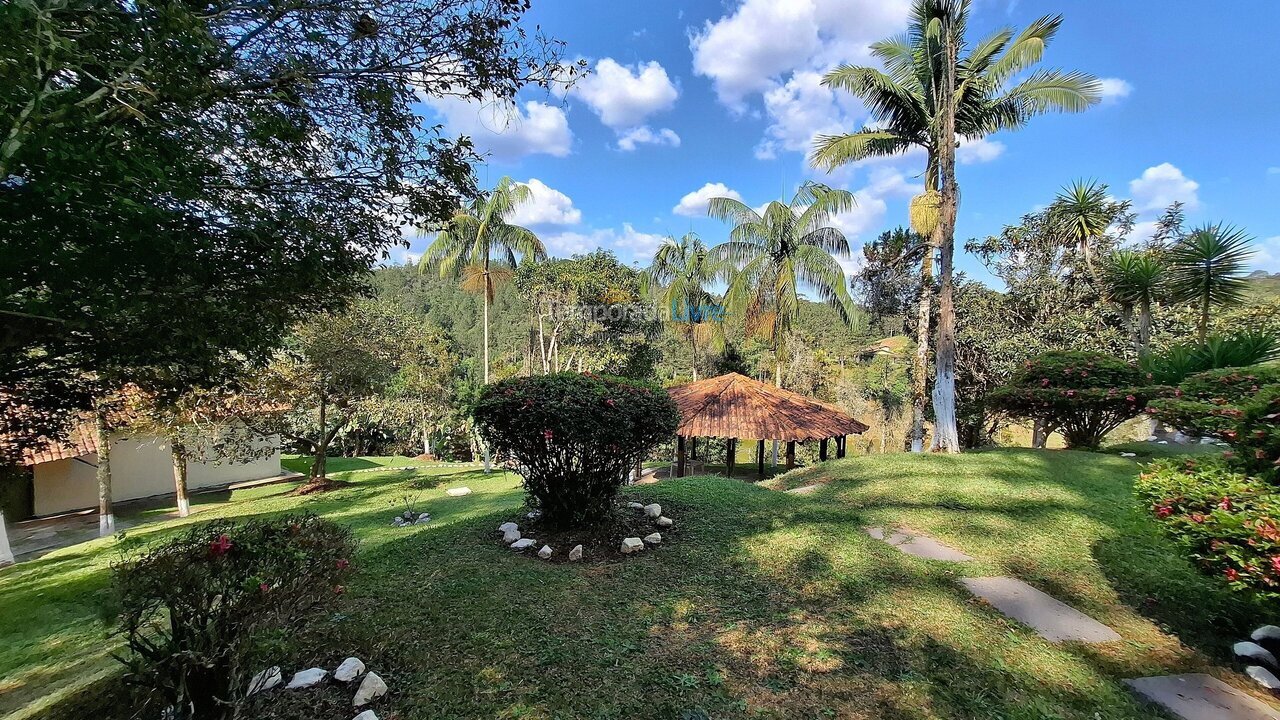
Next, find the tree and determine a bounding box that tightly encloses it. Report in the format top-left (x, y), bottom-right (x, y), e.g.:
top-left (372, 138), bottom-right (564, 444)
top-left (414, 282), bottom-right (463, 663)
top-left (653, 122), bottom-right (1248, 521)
top-left (421, 177), bottom-right (547, 384)
top-left (3, 0), bottom-right (573, 453)
top-left (641, 233), bottom-right (727, 380)
top-left (1103, 250), bottom-right (1165, 354)
top-left (1168, 223), bottom-right (1255, 342)
top-left (1051, 180), bottom-right (1114, 276)
top-left (707, 183), bottom-right (859, 387)
top-left (811, 0), bottom-right (1100, 452)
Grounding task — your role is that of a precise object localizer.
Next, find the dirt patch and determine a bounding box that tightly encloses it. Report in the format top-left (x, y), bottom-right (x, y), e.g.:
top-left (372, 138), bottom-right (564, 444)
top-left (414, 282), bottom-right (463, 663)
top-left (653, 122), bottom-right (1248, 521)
top-left (289, 480), bottom-right (356, 496)
top-left (495, 502), bottom-right (677, 563)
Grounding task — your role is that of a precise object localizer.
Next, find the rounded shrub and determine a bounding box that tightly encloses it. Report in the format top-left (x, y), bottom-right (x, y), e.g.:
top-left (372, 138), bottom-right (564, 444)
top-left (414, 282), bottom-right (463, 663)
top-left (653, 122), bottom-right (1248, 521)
top-left (113, 514), bottom-right (357, 719)
top-left (473, 373), bottom-right (680, 527)
top-left (1150, 366), bottom-right (1280, 479)
top-left (986, 350), bottom-right (1166, 449)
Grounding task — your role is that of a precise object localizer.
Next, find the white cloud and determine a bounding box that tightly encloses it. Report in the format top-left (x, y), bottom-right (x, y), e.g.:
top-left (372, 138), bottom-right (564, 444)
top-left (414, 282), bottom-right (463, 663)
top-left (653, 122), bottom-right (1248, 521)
top-left (508, 178), bottom-right (581, 227)
top-left (573, 59), bottom-right (679, 129)
top-left (673, 182), bottom-right (743, 217)
top-left (957, 137), bottom-right (1006, 165)
top-left (617, 126), bottom-right (681, 152)
top-left (754, 71), bottom-right (861, 160)
top-left (1097, 77), bottom-right (1133, 103)
top-left (540, 224), bottom-right (666, 262)
top-left (1268, 167), bottom-right (1280, 176)
top-left (400, 250), bottom-right (422, 266)
top-left (690, 0), bottom-right (910, 111)
top-left (1249, 236), bottom-right (1280, 272)
top-left (425, 95), bottom-right (571, 161)
top-left (1129, 162), bottom-right (1200, 212)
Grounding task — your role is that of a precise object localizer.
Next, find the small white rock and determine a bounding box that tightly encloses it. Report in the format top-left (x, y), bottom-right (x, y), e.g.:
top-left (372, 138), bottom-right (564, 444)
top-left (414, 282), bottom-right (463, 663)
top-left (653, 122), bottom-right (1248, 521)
top-left (353, 671), bottom-right (388, 706)
top-left (1253, 625), bottom-right (1280, 644)
top-left (643, 503), bottom-right (662, 518)
top-left (621, 537), bottom-right (644, 554)
top-left (1119, 452), bottom-right (1136, 458)
top-left (1235, 641), bottom-right (1279, 668)
top-left (334, 657), bottom-right (365, 682)
top-left (569, 544), bottom-right (583, 561)
top-left (511, 538), bottom-right (536, 550)
top-left (526, 509), bottom-right (542, 520)
top-left (286, 667), bottom-right (327, 689)
top-left (643, 532), bottom-right (662, 545)
top-left (414, 515), bottom-right (431, 525)
top-left (1157, 440), bottom-right (1169, 445)
top-left (247, 666), bottom-right (282, 695)
top-left (1248, 666), bottom-right (1280, 691)
top-left (538, 545), bottom-right (552, 559)
top-left (353, 711), bottom-right (379, 720)
top-left (656, 516), bottom-right (673, 527)
top-left (627, 502), bottom-right (645, 510)
top-left (502, 528), bottom-right (521, 544)
top-left (446, 487), bottom-right (472, 497)
top-left (498, 522), bottom-right (518, 533)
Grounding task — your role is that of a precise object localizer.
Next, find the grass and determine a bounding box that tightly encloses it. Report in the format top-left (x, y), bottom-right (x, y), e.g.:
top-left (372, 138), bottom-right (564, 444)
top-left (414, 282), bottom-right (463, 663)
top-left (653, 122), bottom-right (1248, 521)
top-left (2, 450), bottom-right (1272, 719)
top-left (1103, 440), bottom-right (1226, 459)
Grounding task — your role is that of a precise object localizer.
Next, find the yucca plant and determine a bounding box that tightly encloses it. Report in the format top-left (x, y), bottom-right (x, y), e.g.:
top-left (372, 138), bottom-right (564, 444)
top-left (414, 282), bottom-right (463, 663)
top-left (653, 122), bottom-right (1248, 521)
top-left (1052, 179), bottom-right (1114, 276)
top-left (1140, 332), bottom-right (1278, 385)
top-left (707, 182), bottom-right (858, 387)
top-left (1103, 250), bottom-right (1164, 354)
top-left (810, 0), bottom-right (1100, 452)
top-left (1167, 223), bottom-right (1254, 343)
top-left (420, 177), bottom-right (546, 384)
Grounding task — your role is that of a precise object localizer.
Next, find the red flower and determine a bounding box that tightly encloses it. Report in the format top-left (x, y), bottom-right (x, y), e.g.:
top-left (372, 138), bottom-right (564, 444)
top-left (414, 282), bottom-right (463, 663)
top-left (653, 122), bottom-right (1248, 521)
top-left (1271, 556), bottom-right (1280, 574)
top-left (1066, 390), bottom-right (1077, 398)
top-left (1226, 568), bottom-right (1240, 582)
top-left (259, 582), bottom-right (271, 593)
top-left (333, 585), bottom-right (346, 595)
top-left (605, 398), bottom-right (616, 407)
top-left (336, 558), bottom-right (350, 570)
top-left (1175, 389), bottom-right (1183, 398)
top-left (543, 429), bottom-right (554, 441)
top-left (1190, 513), bottom-right (1207, 523)
top-left (1040, 378), bottom-right (1050, 387)
top-left (209, 534), bottom-right (233, 557)
top-left (1125, 395), bottom-right (1136, 403)
top-left (1220, 497), bottom-right (1234, 512)
top-left (1155, 505), bottom-right (1173, 518)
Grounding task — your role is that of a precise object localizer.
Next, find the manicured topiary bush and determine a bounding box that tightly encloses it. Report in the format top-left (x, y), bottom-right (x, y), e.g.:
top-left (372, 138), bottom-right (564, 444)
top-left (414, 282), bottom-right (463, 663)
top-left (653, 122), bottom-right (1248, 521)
top-left (986, 350), bottom-right (1166, 449)
top-left (1137, 456), bottom-right (1280, 599)
top-left (1150, 366), bottom-right (1280, 479)
top-left (473, 373), bottom-right (680, 527)
top-left (113, 514), bottom-right (357, 719)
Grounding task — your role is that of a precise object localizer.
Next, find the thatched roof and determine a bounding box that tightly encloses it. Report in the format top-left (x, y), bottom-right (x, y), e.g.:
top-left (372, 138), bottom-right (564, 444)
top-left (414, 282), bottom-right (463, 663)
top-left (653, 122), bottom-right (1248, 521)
top-left (667, 373), bottom-right (868, 442)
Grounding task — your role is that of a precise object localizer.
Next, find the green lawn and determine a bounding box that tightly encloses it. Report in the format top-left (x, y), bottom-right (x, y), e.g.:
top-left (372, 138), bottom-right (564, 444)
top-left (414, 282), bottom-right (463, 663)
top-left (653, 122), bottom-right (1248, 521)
top-left (2, 450), bottom-right (1272, 719)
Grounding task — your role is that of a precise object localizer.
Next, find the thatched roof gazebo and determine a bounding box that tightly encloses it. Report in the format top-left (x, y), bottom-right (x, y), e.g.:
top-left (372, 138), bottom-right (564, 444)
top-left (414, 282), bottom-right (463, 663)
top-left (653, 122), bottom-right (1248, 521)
top-left (666, 372), bottom-right (868, 478)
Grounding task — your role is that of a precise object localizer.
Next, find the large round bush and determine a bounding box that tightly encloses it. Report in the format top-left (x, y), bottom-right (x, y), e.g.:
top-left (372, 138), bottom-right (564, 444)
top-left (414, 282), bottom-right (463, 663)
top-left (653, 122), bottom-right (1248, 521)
top-left (986, 350), bottom-right (1165, 449)
top-left (473, 373), bottom-right (680, 527)
top-left (1150, 365), bottom-right (1280, 479)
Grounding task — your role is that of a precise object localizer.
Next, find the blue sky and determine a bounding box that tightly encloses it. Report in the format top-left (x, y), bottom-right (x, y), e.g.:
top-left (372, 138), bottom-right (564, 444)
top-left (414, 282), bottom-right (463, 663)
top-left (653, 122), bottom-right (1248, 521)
top-left (403, 0), bottom-right (1280, 287)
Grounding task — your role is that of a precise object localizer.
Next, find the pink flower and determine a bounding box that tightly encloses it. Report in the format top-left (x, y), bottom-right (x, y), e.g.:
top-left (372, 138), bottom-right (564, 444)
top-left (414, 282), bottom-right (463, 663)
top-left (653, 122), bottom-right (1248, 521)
top-left (604, 398), bottom-right (616, 407)
top-left (543, 429), bottom-right (554, 441)
top-left (1226, 568), bottom-right (1240, 582)
top-left (1066, 390), bottom-right (1076, 398)
top-left (1155, 505), bottom-right (1173, 518)
top-left (1190, 513), bottom-right (1207, 523)
top-left (1271, 556), bottom-right (1280, 574)
top-left (336, 558), bottom-right (350, 570)
top-left (259, 582), bottom-right (271, 593)
top-left (1220, 497), bottom-right (1234, 512)
top-left (1125, 395), bottom-right (1136, 403)
top-left (1040, 378), bottom-right (1050, 387)
top-left (209, 534), bottom-right (233, 557)
top-left (333, 585), bottom-right (346, 595)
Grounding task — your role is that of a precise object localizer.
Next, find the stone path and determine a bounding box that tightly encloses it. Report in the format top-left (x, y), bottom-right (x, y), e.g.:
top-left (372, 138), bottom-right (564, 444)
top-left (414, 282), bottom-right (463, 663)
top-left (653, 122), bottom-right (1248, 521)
top-left (1126, 674), bottom-right (1280, 720)
top-left (864, 526), bottom-right (974, 562)
top-left (787, 484), bottom-right (823, 496)
top-left (961, 577), bottom-right (1120, 643)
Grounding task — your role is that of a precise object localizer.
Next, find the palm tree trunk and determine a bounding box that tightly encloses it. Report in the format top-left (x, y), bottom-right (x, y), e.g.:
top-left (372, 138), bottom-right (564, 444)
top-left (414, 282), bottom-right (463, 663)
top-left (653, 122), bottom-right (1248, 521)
top-left (171, 437), bottom-right (190, 517)
top-left (1198, 292), bottom-right (1209, 343)
top-left (483, 257), bottom-right (491, 384)
top-left (910, 249), bottom-right (933, 452)
top-left (95, 407), bottom-right (114, 536)
top-left (1139, 298), bottom-right (1153, 353)
top-left (930, 33), bottom-right (962, 454)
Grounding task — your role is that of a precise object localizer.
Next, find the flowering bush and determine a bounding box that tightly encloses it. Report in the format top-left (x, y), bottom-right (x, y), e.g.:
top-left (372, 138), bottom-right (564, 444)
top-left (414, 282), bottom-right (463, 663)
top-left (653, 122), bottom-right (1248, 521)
top-left (1149, 366), bottom-right (1280, 479)
top-left (113, 514), bottom-right (357, 719)
top-left (1137, 456), bottom-right (1280, 599)
top-left (986, 351), bottom-right (1166, 449)
top-left (473, 372), bottom-right (680, 527)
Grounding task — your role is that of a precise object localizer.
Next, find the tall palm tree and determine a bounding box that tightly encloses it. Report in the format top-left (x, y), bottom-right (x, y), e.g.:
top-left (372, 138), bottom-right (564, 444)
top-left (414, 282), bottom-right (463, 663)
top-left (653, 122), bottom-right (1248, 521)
top-left (1052, 179), bottom-right (1112, 276)
top-left (1103, 250), bottom-right (1164, 354)
top-left (641, 233), bottom-right (726, 381)
top-left (1168, 223), bottom-right (1254, 342)
top-left (811, 0), bottom-right (1099, 452)
top-left (419, 177), bottom-right (546, 384)
top-left (707, 182), bottom-right (858, 387)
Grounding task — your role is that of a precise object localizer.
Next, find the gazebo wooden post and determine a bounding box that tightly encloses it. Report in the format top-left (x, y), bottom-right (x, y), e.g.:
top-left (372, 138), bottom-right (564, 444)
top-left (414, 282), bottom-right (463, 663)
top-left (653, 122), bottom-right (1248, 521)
top-left (837, 435), bottom-right (847, 459)
top-left (756, 439), bottom-right (765, 478)
top-left (677, 436), bottom-right (687, 477)
top-left (726, 438), bottom-right (737, 478)
top-left (819, 438), bottom-right (829, 461)
top-left (691, 437), bottom-right (698, 460)
top-left (785, 441), bottom-right (796, 470)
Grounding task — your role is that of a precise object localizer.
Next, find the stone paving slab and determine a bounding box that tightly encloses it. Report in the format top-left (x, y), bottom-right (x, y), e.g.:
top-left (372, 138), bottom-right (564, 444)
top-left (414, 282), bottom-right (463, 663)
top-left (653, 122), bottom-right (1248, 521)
top-left (864, 526), bottom-right (973, 562)
top-left (1126, 674), bottom-right (1280, 720)
top-left (960, 577), bottom-right (1120, 643)
top-left (786, 484), bottom-right (823, 495)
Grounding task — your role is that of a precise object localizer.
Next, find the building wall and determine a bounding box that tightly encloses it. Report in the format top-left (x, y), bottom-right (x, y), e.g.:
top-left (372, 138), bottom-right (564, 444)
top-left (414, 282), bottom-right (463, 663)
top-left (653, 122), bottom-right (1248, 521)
top-left (32, 431), bottom-right (281, 517)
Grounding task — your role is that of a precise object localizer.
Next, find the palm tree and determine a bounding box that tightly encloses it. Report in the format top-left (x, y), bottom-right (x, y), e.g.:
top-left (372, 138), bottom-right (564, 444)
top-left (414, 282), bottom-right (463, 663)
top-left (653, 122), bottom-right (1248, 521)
top-left (1103, 250), bottom-right (1164, 354)
top-left (419, 177), bottom-right (546, 384)
top-left (641, 233), bottom-right (726, 381)
top-left (707, 182), bottom-right (858, 387)
top-left (811, 0), bottom-right (1099, 452)
top-left (1167, 223), bottom-right (1254, 342)
top-left (1052, 179), bottom-right (1113, 276)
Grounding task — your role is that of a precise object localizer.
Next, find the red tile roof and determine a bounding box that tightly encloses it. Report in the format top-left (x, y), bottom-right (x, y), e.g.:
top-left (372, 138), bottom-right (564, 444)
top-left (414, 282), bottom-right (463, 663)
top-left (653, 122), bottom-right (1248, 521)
top-left (19, 421), bottom-right (99, 466)
top-left (667, 373), bottom-right (868, 442)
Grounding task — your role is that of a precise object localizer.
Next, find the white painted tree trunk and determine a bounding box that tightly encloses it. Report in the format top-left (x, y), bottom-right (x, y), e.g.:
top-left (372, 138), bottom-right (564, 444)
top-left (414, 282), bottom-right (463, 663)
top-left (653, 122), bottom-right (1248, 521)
top-left (0, 513), bottom-right (14, 567)
top-left (96, 410), bottom-right (114, 536)
top-left (172, 441), bottom-right (190, 518)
